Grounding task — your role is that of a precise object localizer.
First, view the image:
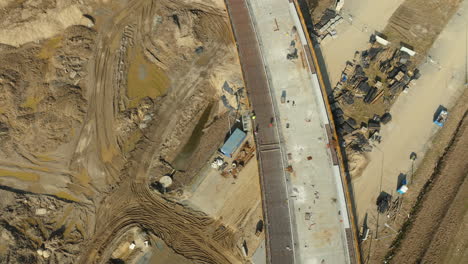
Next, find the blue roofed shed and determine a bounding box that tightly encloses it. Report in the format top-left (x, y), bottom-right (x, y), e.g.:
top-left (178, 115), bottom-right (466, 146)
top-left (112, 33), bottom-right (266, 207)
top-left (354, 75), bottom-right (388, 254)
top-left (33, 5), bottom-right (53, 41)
top-left (220, 128), bottom-right (247, 158)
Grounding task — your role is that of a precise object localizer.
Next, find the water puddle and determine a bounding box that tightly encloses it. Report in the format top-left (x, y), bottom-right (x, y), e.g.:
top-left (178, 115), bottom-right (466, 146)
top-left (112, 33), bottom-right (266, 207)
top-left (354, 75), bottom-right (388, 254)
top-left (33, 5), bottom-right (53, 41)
top-left (127, 46), bottom-right (170, 108)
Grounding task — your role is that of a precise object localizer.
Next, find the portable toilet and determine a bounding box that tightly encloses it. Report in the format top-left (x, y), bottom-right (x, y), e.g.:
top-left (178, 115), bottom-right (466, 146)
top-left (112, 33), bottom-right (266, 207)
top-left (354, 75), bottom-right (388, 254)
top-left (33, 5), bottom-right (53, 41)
top-left (397, 178), bottom-right (408, 194)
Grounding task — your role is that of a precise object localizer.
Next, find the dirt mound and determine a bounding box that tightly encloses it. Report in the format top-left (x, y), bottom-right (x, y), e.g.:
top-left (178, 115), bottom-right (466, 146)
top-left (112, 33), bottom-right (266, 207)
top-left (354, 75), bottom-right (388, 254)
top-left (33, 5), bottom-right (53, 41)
top-left (0, 25), bottom-right (96, 157)
top-left (385, 0), bottom-right (461, 63)
top-left (0, 189), bottom-right (91, 264)
top-left (0, 0), bottom-right (94, 47)
top-left (0, 0), bottom-right (246, 263)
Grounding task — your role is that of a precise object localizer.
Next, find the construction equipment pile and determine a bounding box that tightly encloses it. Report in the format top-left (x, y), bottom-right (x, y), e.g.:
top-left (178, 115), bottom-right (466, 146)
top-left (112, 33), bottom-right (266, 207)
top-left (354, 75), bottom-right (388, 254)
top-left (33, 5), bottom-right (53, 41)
top-left (314, 9), bottom-right (344, 45)
top-left (217, 140), bottom-right (256, 179)
top-left (330, 34), bottom-right (421, 177)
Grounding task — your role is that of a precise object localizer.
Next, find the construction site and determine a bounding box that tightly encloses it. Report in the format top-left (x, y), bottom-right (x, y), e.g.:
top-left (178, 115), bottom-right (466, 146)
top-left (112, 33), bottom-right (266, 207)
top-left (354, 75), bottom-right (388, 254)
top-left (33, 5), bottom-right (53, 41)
top-left (309, 0), bottom-right (468, 263)
top-left (0, 0), bottom-right (263, 263)
top-left (0, 0), bottom-right (467, 263)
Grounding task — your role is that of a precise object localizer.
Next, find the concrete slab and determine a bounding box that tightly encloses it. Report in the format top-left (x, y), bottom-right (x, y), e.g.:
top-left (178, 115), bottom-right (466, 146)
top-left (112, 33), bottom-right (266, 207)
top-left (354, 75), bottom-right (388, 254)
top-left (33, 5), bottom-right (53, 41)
top-left (252, 239), bottom-right (267, 264)
top-left (247, 0), bottom-right (351, 263)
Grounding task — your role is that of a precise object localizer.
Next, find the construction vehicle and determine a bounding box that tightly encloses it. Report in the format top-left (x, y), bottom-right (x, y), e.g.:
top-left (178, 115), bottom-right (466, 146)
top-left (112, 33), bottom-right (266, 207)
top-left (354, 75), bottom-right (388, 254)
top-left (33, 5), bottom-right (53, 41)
top-left (434, 106), bottom-right (448, 127)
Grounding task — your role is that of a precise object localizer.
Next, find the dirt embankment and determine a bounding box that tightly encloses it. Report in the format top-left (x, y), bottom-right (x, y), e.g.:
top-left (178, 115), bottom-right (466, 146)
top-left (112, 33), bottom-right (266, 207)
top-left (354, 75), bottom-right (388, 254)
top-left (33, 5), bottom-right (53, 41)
top-left (0, 3), bottom-right (100, 262)
top-left (384, 0), bottom-right (461, 64)
top-left (0, 0), bottom-right (94, 47)
top-left (0, 189), bottom-right (91, 263)
top-left (0, 26), bottom-right (95, 157)
top-left (384, 111), bottom-right (468, 263)
top-left (360, 89), bottom-right (468, 263)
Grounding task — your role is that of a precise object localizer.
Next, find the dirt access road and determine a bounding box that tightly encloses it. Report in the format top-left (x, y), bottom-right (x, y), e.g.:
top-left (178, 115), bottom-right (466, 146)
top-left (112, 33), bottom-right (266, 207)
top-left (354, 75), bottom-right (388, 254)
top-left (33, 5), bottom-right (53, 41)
top-left (385, 109), bottom-right (468, 263)
top-left (48, 1), bottom-right (245, 263)
top-left (358, 88), bottom-right (468, 263)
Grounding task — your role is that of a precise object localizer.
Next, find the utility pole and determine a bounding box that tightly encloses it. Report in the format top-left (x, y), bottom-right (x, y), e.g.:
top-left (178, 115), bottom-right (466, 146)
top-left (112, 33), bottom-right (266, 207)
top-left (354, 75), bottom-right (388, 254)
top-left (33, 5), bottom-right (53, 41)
top-left (228, 110), bottom-right (232, 136)
top-left (410, 152), bottom-right (417, 184)
top-left (465, 22), bottom-right (468, 86)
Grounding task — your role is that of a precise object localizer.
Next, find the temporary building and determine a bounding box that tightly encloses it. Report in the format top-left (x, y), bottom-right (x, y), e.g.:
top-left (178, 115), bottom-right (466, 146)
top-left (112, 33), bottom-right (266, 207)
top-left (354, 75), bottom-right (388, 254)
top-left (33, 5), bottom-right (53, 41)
top-left (400, 46), bottom-right (416, 56)
top-left (397, 185), bottom-right (408, 194)
top-left (219, 128), bottom-right (247, 158)
top-left (375, 35), bottom-right (390, 46)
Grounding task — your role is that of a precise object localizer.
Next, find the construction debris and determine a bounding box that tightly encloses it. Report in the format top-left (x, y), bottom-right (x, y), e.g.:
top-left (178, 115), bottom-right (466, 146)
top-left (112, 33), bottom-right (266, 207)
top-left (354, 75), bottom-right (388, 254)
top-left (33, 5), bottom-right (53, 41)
top-left (329, 34), bottom-right (423, 178)
top-left (316, 9), bottom-right (343, 44)
top-left (220, 140), bottom-right (255, 178)
top-left (287, 40), bottom-right (298, 60)
top-left (376, 192), bottom-right (392, 214)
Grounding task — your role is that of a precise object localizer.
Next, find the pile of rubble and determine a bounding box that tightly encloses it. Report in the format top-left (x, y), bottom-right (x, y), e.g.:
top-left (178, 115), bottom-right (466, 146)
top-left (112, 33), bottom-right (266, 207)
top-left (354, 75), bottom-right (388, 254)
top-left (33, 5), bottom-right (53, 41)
top-left (0, 189), bottom-right (87, 263)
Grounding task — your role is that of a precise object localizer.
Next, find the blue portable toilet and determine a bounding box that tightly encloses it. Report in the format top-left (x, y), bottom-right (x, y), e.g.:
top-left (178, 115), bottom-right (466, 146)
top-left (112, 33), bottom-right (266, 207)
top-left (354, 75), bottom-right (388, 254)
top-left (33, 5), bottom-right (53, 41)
top-left (397, 179), bottom-right (408, 194)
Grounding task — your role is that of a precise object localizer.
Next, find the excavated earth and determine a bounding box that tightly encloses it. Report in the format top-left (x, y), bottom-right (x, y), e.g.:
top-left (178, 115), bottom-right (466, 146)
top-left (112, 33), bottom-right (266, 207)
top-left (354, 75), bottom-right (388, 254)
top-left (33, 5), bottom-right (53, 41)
top-left (0, 0), bottom-right (247, 263)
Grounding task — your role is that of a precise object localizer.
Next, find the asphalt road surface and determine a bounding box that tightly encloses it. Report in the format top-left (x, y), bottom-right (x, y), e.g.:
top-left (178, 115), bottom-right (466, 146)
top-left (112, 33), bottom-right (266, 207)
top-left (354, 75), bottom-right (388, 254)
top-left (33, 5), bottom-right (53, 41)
top-left (225, 0), bottom-right (296, 263)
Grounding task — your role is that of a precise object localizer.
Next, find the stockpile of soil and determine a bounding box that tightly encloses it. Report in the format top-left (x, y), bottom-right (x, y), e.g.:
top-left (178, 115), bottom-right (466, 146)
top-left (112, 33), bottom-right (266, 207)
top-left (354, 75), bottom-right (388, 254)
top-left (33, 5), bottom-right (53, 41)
top-left (0, 25), bottom-right (96, 158)
top-left (0, 189), bottom-right (89, 263)
top-left (0, 0), bottom-right (247, 263)
top-left (384, 0), bottom-right (461, 64)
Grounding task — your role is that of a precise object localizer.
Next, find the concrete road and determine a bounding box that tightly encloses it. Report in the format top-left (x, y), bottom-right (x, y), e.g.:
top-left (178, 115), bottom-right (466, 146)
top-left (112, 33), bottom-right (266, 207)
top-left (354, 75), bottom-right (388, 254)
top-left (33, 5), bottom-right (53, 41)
top-left (245, 0), bottom-right (352, 263)
top-left (225, 0), bottom-right (358, 263)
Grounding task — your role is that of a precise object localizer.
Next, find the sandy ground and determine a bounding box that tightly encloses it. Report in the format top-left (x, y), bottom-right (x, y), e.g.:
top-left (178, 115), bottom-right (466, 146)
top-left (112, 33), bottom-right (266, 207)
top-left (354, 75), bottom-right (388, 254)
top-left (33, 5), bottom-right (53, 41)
top-left (186, 151), bottom-right (265, 260)
top-left (0, 0), bottom-right (93, 47)
top-left (351, 0), bottom-right (468, 223)
top-left (321, 0), bottom-right (405, 85)
top-left (361, 87), bottom-right (468, 263)
top-left (0, 0), bottom-right (251, 263)
top-left (387, 112), bottom-right (468, 263)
